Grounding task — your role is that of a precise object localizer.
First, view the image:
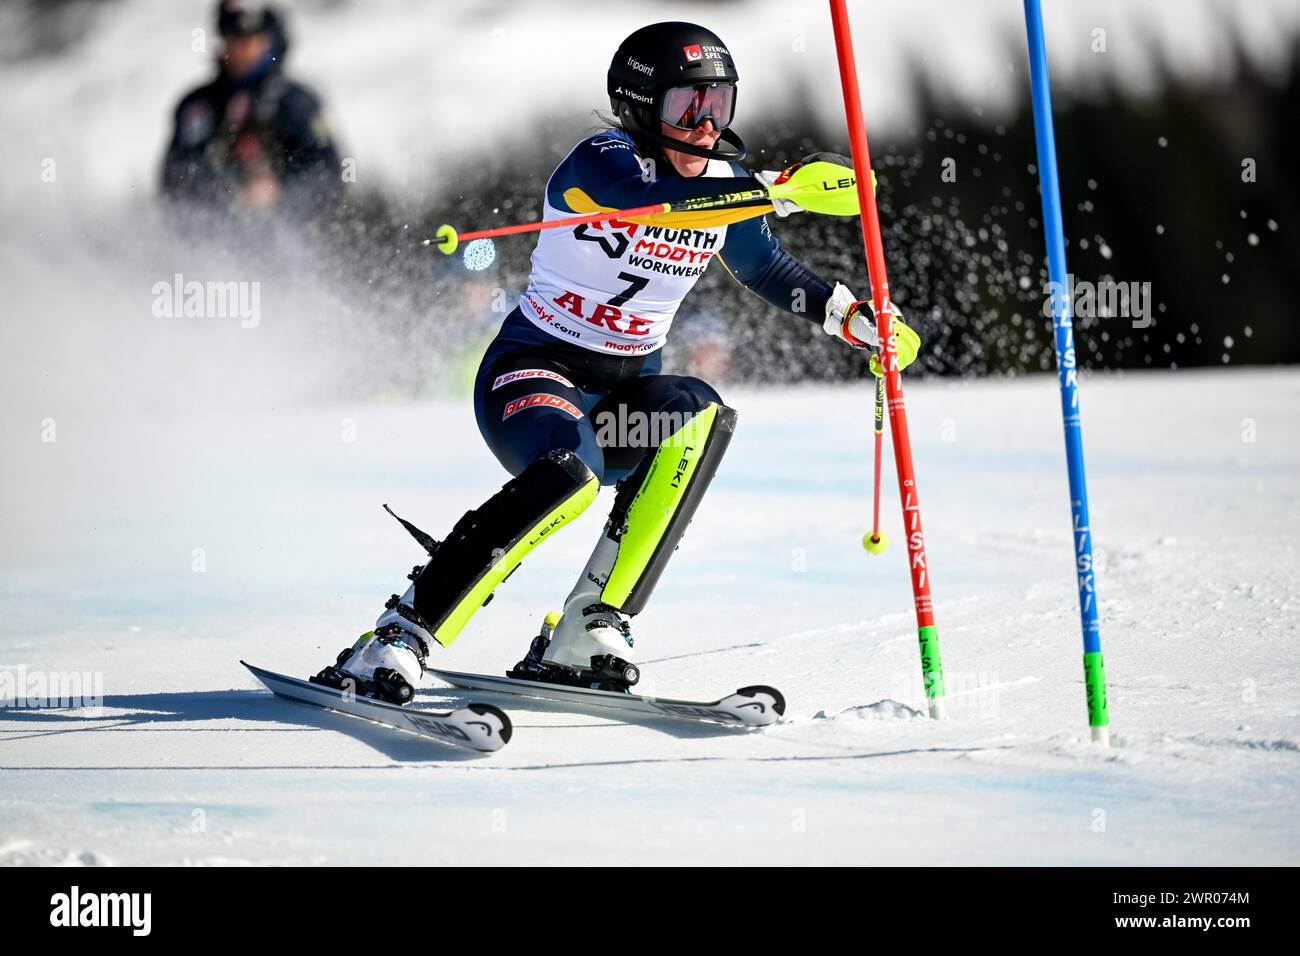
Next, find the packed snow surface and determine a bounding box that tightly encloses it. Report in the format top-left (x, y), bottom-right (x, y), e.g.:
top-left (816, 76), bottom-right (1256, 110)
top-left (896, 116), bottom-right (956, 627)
top-left (2, 370), bottom-right (1297, 865)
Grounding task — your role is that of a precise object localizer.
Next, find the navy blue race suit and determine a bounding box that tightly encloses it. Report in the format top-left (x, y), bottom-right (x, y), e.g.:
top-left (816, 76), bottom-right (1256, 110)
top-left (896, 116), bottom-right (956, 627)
top-left (475, 129), bottom-right (837, 485)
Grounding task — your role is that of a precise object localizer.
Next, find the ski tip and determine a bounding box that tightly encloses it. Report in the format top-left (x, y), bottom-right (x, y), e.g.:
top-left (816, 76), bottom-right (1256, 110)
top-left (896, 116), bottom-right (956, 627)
top-left (466, 702), bottom-right (513, 745)
top-left (735, 685), bottom-right (786, 719)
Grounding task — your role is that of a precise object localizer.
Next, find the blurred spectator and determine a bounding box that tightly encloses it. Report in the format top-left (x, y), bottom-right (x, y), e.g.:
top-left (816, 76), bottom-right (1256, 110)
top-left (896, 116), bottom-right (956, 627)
top-left (161, 1), bottom-right (342, 217)
top-left (673, 314), bottom-right (733, 383)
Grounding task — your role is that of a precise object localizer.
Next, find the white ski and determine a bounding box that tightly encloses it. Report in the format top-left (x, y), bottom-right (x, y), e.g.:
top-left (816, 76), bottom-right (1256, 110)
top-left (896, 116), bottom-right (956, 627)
top-left (242, 661), bottom-right (512, 753)
top-left (429, 667), bottom-right (785, 728)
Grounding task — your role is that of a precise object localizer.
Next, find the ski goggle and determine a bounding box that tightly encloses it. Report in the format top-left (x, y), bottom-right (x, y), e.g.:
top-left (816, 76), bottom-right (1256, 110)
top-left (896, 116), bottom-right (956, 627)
top-left (659, 83), bottom-right (736, 131)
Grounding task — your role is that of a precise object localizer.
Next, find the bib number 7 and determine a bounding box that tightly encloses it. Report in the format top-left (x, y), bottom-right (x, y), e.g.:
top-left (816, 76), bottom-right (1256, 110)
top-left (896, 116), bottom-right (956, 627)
top-left (608, 272), bottom-right (649, 308)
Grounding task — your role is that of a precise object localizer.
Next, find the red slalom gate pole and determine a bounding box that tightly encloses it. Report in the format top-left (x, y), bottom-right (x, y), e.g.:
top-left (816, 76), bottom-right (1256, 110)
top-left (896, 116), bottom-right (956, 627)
top-left (829, 0), bottom-right (947, 718)
top-left (871, 376), bottom-right (886, 544)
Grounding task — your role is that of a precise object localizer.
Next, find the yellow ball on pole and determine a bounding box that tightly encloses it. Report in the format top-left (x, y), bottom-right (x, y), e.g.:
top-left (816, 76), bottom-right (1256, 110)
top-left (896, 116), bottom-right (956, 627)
top-left (862, 531), bottom-right (888, 554)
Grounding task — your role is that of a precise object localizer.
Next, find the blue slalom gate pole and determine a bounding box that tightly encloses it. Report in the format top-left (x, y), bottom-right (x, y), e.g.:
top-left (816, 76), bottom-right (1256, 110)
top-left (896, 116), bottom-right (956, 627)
top-left (1022, 0), bottom-right (1110, 745)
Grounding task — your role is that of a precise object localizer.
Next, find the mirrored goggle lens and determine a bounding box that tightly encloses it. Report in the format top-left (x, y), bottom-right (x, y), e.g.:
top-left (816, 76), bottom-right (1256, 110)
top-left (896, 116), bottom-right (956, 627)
top-left (660, 84), bottom-right (736, 131)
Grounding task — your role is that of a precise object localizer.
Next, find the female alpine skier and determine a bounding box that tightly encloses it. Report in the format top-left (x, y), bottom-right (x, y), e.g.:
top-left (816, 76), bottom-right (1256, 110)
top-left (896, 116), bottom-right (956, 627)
top-left (314, 21), bottom-right (919, 703)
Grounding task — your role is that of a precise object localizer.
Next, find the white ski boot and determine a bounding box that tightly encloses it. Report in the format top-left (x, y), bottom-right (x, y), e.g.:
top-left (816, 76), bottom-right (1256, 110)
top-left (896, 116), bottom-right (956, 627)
top-left (509, 537), bottom-right (640, 691)
top-left (312, 570), bottom-right (433, 705)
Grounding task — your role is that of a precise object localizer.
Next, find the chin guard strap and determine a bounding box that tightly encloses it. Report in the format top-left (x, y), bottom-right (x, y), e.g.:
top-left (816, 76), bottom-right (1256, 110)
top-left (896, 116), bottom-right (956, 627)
top-left (618, 104), bottom-right (749, 163)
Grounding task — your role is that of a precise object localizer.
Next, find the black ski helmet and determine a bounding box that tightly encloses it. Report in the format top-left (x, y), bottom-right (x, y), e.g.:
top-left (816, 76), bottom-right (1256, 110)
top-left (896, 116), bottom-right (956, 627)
top-left (607, 22), bottom-right (747, 162)
top-left (217, 0), bottom-right (275, 37)
top-left (215, 1), bottom-right (288, 66)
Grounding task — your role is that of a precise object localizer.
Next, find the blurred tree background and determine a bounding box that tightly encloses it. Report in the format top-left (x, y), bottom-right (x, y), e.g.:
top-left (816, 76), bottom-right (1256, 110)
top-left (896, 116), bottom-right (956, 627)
top-left (4, 1), bottom-right (1294, 393)
top-left (310, 29), bottom-right (1295, 389)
